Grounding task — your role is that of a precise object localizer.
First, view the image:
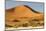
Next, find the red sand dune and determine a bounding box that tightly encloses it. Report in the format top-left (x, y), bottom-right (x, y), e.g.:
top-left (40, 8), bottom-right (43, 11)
top-left (5, 5), bottom-right (44, 27)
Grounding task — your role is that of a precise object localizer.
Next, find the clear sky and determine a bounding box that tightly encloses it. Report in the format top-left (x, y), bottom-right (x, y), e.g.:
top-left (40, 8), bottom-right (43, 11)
top-left (6, 0), bottom-right (44, 13)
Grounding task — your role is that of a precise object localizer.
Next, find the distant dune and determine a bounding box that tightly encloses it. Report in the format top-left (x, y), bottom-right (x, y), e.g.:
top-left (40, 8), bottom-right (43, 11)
top-left (5, 5), bottom-right (44, 28)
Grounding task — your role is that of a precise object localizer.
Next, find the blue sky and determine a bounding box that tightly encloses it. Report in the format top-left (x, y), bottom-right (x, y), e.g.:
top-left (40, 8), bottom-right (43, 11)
top-left (6, 0), bottom-right (44, 13)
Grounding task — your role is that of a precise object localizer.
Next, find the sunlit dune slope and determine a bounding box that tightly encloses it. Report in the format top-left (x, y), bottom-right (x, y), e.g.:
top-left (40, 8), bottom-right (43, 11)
top-left (5, 5), bottom-right (44, 27)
